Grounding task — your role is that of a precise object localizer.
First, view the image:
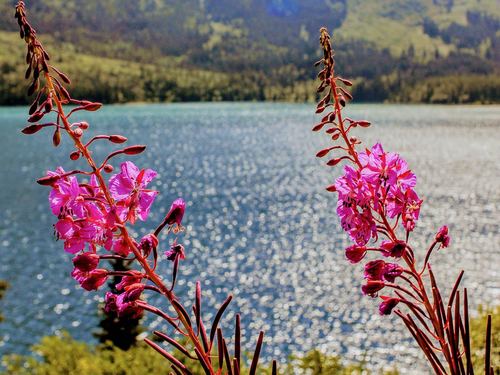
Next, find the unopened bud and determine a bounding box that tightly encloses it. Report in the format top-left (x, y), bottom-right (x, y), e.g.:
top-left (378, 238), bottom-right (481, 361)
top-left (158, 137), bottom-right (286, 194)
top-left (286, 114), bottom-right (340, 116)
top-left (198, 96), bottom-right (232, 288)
top-left (70, 151), bottom-right (80, 160)
top-left (103, 164), bottom-right (114, 173)
top-left (73, 128), bottom-right (83, 137)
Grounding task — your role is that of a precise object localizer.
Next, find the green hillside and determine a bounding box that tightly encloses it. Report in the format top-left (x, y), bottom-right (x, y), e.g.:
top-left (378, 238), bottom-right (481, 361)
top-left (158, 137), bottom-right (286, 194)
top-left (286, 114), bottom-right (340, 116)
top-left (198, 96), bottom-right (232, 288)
top-left (1, 0), bottom-right (499, 104)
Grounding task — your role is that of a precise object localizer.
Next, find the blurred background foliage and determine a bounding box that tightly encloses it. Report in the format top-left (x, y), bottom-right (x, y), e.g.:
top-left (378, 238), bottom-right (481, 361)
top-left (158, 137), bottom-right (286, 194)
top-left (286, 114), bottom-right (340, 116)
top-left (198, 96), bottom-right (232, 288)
top-left (1, 306), bottom-right (497, 374)
top-left (0, 0), bottom-right (499, 104)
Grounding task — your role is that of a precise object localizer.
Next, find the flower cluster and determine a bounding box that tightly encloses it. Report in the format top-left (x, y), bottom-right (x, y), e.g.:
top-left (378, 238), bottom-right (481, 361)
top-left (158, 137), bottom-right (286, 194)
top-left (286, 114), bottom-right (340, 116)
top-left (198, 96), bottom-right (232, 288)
top-left (15, 2), bottom-right (274, 373)
top-left (313, 27), bottom-right (494, 374)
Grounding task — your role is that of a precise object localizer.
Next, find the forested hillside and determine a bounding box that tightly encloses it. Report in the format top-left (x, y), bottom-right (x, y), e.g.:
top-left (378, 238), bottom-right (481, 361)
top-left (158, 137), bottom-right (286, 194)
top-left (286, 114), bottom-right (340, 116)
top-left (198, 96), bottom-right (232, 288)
top-left (1, 0), bottom-right (499, 104)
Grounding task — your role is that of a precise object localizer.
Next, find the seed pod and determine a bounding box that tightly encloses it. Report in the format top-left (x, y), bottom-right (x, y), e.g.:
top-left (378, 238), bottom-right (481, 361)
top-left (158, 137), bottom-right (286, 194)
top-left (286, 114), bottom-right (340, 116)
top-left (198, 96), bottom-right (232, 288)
top-left (69, 151), bottom-right (80, 161)
top-left (52, 128), bottom-right (61, 147)
top-left (339, 96), bottom-right (346, 107)
top-left (103, 164), bottom-right (114, 173)
top-left (109, 135), bottom-right (127, 144)
top-left (326, 185), bottom-right (337, 192)
top-left (21, 124), bottom-right (43, 135)
top-left (123, 145), bottom-right (146, 155)
top-left (315, 106), bottom-right (326, 114)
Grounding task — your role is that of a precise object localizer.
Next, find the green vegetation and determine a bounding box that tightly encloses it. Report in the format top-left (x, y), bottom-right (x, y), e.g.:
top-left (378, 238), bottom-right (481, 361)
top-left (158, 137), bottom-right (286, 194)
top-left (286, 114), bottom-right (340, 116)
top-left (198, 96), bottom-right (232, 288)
top-left (2, 305), bottom-right (496, 374)
top-left (1, 0), bottom-right (499, 104)
top-left (470, 306), bottom-right (500, 374)
top-left (1, 333), bottom-right (385, 375)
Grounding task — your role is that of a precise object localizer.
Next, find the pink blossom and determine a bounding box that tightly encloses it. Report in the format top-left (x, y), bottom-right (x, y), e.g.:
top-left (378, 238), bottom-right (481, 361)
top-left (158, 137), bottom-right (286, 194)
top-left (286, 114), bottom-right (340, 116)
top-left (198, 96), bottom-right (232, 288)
top-left (380, 240), bottom-right (406, 258)
top-left (115, 284), bottom-right (144, 318)
top-left (108, 161), bottom-right (158, 224)
top-left (55, 217), bottom-right (97, 253)
top-left (139, 233), bottom-right (158, 257)
top-left (165, 241), bottom-right (185, 261)
top-left (48, 168), bottom-right (103, 219)
top-left (379, 296), bottom-right (400, 315)
top-left (436, 225), bottom-right (451, 249)
top-left (364, 260), bottom-right (386, 280)
top-left (345, 245), bottom-right (367, 263)
top-left (362, 280), bottom-right (385, 297)
top-left (164, 198), bottom-right (186, 226)
top-left (71, 268), bottom-right (108, 291)
top-left (116, 270), bottom-right (143, 291)
top-left (383, 263), bottom-right (403, 282)
top-left (72, 252), bottom-right (99, 272)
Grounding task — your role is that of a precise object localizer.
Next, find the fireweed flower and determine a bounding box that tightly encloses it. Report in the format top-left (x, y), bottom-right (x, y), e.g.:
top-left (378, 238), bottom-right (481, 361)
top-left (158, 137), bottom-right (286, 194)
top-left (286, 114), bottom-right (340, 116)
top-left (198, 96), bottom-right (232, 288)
top-left (362, 280), bottom-right (385, 297)
top-left (115, 284), bottom-right (145, 319)
top-left (165, 241), bottom-right (185, 261)
top-left (109, 161), bottom-right (158, 224)
top-left (116, 270), bottom-right (144, 291)
top-left (436, 225), bottom-right (451, 248)
top-left (71, 268), bottom-right (108, 291)
top-left (15, 4), bottom-right (274, 373)
top-left (164, 198), bottom-right (186, 227)
top-left (380, 240), bottom-right (406, 258)
top-left (378, 296), bottom-right (400, 315)
top-left (345, 245), bottom-right (367, 263)
top-left (72, 252), bottom-right (99, 272)
top-left (364, 260), bottom-right (386, 280)
top-left (311, 28), bottom-right (493, 374)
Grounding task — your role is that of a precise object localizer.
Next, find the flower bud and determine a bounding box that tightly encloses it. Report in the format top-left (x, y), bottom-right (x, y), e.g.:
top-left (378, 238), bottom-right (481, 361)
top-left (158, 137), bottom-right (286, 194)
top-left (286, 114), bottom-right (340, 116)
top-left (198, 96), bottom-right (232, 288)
top-left (123, 145), bottom-right (146, 155)
top-left (69, 151), bottom-right (80, 160)
top-left (164, 198), bottom-right (185, 226)
top-left (73, 128), bottom-right (83, 137)
top-left (109, 135), bottom-right (127, 144)
top-left (103, 164), bottom-right (114, 173)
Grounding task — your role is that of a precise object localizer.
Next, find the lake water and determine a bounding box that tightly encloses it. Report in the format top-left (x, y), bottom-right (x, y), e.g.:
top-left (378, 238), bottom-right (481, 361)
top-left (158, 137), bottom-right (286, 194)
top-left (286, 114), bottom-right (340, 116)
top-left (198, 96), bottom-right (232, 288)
top-left (0, 103), bottom-right (499, 372)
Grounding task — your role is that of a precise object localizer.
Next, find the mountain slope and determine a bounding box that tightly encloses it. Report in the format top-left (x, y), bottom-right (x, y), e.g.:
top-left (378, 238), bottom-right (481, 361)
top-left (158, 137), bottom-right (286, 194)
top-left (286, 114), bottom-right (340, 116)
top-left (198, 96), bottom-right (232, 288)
top-left (0, 0), bottom-right (498, 103)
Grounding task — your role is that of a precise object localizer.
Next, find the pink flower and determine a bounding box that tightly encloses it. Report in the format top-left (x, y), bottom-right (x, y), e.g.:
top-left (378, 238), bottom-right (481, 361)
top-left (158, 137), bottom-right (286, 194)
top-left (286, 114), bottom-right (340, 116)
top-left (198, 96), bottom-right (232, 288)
top-left (112, 237), bottom-right (133, 257)
top-left (71, 268), bottom-right (108, 291)
top-left (55, 217), bottom-right (98, 253)
top-left (164, 198), bottom-right (186, 226)
top-left (335, 166), bottom-right (377, 245)
top-left (139, 233), bottom-right (158, 257)
top-left (116, 270), bottom-right (143, 291)
top-left (360, 143), bottom-right (400, 187)
top-left (345, 245), bottom-right (367, 263)
top-left (109, 161), bottom-right (158, 224)
top-left (383, 263), bottom-right (403, 282)
top-left (362, 280), bottom-right (385, 297)
top-left (115, 284), bottom-right (144, 319)
top-left (104, 292), bottom-right (117, 313)
top-left (72, 252), bottom-right (99, 272)
top-left (379, 296), bottom-right (400, 315)
top-left (48, 168), bottom-right (103, 219)
top-left (364, 260), bottom-right (386, 280)
top-left (380, 240), bottom-right (406, 258)
top-left (165, 241), bottom-right (185, 261)
top-left (435, 225), bottom-right (451, 249)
